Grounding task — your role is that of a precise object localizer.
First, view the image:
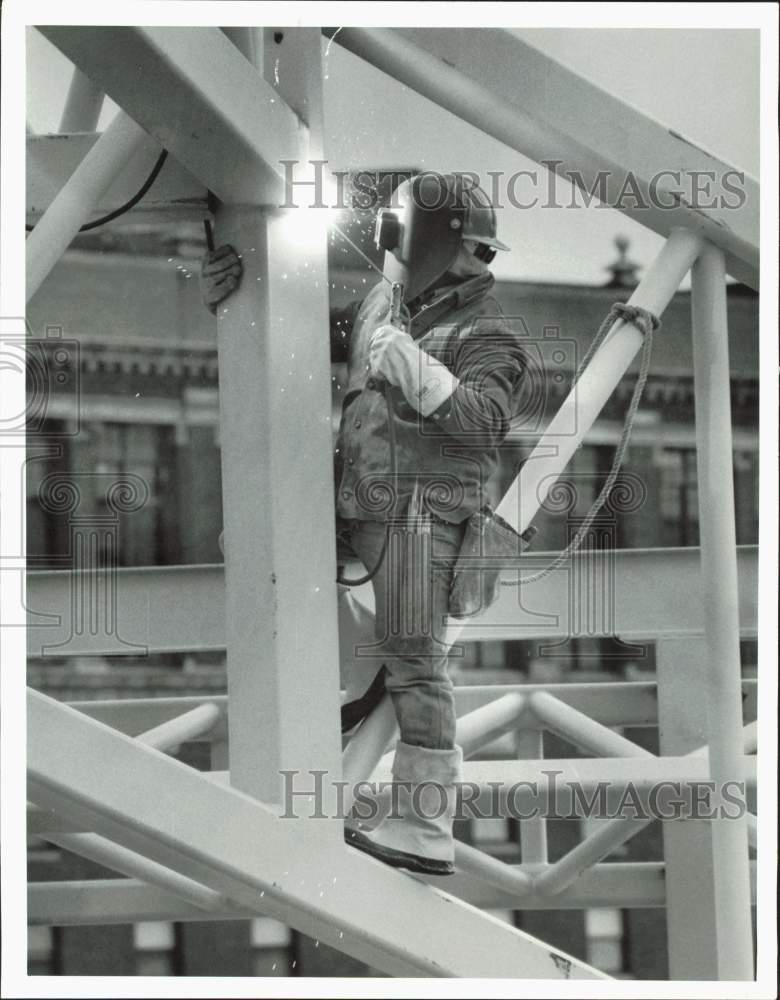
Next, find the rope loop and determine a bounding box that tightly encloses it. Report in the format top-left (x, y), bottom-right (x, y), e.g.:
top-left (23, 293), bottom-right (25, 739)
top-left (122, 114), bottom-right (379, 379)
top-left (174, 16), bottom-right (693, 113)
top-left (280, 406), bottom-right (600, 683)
top-left (611, 302), bottom-right (661, 335)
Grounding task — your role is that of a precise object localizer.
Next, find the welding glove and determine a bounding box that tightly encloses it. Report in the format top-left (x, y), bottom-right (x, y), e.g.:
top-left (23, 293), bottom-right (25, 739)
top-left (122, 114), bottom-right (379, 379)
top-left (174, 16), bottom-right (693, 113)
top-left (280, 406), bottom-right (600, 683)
top-left (200, 245), bottom-right (243, 314)
top-left (369, 324), bottom-right (459, 417)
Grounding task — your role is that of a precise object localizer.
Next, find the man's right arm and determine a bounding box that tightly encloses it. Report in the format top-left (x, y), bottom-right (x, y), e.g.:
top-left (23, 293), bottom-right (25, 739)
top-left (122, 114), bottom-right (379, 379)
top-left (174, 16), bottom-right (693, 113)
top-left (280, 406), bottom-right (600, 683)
top-left (201, 244), bottom-right (362, 362)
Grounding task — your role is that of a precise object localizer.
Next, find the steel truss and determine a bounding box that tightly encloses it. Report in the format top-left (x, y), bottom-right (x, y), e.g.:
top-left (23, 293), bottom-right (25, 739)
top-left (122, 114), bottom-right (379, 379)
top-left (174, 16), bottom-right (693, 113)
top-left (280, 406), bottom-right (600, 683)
top-left (24, 24), bottom-right (759, 980)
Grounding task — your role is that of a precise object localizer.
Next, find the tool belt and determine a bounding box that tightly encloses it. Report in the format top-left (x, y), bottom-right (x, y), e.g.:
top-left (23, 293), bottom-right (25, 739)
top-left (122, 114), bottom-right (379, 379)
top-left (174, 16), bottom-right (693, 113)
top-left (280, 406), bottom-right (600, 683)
top-left (449, 506), bottom-right (536, 619)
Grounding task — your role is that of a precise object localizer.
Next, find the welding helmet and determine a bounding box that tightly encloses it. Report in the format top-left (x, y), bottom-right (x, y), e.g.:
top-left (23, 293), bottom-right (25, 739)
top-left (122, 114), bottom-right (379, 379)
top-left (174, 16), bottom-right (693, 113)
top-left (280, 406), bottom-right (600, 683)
top-left (374, 173), bottom-right (509, 303)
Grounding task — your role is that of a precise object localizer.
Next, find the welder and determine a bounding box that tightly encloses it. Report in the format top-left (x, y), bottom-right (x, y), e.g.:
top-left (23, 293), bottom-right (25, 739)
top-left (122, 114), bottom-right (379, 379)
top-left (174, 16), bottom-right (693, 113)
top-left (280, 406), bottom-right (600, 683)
top-left (201, 173), bottom-right (528, 876)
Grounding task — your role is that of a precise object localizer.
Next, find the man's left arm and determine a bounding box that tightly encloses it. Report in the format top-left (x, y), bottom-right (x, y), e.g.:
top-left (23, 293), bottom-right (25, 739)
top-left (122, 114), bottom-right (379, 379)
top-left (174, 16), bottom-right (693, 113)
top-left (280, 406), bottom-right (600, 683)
top-left (426, 331), bottom-right (526, 447)
top-left (369, 323), bottom-right (525, 448)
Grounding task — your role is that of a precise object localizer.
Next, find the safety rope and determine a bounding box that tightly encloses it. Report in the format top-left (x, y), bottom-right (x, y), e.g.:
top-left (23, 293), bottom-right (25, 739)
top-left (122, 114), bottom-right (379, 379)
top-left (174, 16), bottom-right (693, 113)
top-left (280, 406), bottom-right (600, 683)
top-left (501, 302), bottom-right (661, 587)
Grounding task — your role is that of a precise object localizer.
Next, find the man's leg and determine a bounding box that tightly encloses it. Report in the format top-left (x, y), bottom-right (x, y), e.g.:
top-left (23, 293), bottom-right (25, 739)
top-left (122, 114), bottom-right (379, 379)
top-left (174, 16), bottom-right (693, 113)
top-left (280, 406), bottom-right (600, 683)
top-left (346, 516), bottom-right (465, 874)
top-left (348, 516), bottom-right (464, 747)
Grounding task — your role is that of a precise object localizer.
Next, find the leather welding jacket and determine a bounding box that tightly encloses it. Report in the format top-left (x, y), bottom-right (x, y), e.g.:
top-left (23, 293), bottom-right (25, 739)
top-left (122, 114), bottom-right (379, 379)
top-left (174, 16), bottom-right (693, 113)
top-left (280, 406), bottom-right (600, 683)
top-left (332, 272), bottom-right (528, 525)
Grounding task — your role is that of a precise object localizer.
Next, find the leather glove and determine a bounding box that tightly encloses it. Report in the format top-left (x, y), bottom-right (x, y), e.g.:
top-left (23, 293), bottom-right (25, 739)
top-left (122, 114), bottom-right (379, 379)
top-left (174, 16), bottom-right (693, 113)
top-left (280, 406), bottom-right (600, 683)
top-left (369, 324), bottom-right (459, 417)
top-left (200, 245), bottom-right (243, 314)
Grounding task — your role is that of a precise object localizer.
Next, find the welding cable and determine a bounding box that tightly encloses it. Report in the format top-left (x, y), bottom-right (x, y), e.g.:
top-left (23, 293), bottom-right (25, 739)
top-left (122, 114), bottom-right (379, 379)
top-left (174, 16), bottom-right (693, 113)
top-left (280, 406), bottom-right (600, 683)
top-left (26, 149), bottom-right (169, 233)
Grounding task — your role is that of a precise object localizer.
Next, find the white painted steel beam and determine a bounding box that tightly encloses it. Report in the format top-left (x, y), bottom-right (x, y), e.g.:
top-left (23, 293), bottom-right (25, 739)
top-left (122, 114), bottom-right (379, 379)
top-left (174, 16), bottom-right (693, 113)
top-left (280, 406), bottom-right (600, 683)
top-left (657, 636), bottom-right (724, 979)
top-left (25, 546), bottom-right (759, 657)
top-left (531, 711), bottom-right (763, 899)
top-left (516, 728), bottom-right (548, 864)
top-left (27, 740), bottom-right (758, 836)
top-left (689, 244), bottom-right (754, 979)
top-left (212, 28), bottom-right (342, 814)
top-left (25, 112), bottom-right (156, 301)
top-left (495, 229), bottom-right (703, 535)
top-left (135, 703), bottom-right (221, 752)
top-left (38, 26), bottom-right (307, 205)
top-left (27, 690), bottom-right (605, 979)
top-left (27, 133), bottom-right (206, 225)
top-left (45, 678), bottom-right (756, 745)
top-left (369, 755), bottom-right (757, 809)
top-left (324, 28), bottom-right (758, 287)
top-left (532, 817), bottom-right (651, 897)
top-left (529, 692), bottom-right (655, 759)
top-left (39, 833), bottom-right (226, 912)
top-left (28, 863), bottom-right (759, 925)
top-left (58, 67), bottom-right (104, 132)
top-left (18, 861), bottom-right (731, 925)
top-left (453, 842), bottom-right (533, 895)
top-left (455, 692), bottom-right (528, 758)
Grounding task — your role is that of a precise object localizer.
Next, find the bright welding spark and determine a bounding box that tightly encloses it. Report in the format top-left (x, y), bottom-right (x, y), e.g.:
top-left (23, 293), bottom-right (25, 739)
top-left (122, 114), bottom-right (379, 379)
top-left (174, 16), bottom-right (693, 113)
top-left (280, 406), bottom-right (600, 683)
top-left (323, 27), bottom-right (343, 80)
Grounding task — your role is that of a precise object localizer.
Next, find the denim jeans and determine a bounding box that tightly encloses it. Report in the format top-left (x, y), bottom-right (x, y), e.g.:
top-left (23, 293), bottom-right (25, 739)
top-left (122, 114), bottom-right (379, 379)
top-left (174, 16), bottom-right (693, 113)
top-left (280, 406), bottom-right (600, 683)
top-left (339, 515), bottom-right (466, 750)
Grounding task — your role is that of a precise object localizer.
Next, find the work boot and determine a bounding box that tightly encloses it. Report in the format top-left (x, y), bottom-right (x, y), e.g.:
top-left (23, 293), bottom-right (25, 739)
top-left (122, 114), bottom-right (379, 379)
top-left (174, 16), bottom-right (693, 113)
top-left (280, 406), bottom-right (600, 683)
top-left (345, 740), bottom-right (462, 876)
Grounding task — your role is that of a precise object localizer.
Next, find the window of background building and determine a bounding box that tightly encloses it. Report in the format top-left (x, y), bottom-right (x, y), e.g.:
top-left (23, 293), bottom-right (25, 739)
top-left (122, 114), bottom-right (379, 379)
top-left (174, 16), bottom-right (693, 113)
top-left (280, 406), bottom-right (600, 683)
top-left (28, 926), bottom-right (59, 976)
top-left (734, 449), bottom-right (759, 544)
top-left (584, 908), bottom-right (627, 976)
top-left (655, 447), bottom-right (699, 546)
top-left (27, 420), bottom-right (182, 568)
top-left (250, 917), bottom-right (293, 976)
top-left (133, 921), bottom-right (181, 976)
top-left (26, 420), bottom-right (71, 566)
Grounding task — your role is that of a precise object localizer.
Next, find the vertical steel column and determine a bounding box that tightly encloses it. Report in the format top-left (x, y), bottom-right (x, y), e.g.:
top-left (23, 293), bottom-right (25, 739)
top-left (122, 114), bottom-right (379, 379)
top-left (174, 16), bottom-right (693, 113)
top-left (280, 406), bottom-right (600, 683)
top-left (26, 111), bottom-right (154, 301)
top-left (657, 636), bottom-right (723, 978)
top-left (59, 67), bottom-right (104, 132)
top-left (215, 29), bottom-right (343, 824)
top-left (220, 27), bottom-right (263, 65)
top-left (690, 242), bottom-right (753, 979)
top-left (516, 728), bottom-right (548, 864)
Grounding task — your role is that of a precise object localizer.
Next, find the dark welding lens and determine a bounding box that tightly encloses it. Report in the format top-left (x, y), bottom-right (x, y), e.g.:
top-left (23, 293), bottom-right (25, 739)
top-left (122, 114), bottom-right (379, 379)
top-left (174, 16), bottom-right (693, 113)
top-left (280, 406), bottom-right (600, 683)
top-left (375, 209), bottom-right (402, 253)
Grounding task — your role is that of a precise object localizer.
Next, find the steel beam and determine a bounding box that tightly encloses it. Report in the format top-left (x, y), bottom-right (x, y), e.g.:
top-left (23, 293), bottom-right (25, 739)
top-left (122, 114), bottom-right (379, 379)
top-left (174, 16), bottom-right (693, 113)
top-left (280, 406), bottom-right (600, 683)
top-left (58, 67), bottom-right (104, 132)
top-left (35, 862), bottom-right (761, 925)
top-left (657, 636), bottom-right (724, 978)
top-left (135, 703), bottom-right (221, 753)
top-left (368, 755), bottom-right (757, 812)
top-left (689, 243), bottom-right (753, 979)
top-left (530, 713), bottom-right (762, 899)
top-left (26, 112), bottom-right (156, 301)
top-left (27, 690), bottom-right (605, 979)
top-left (211, 28), bottom-right (342, 816)
top-left (49, 678), bottom-right (756, 745)
top-left (453, 842), bottom-right (533, 896)
top-left (533, 817), bottom-right (651, 897)
top-left (25, 546), bottom-right (759, 657)
top-left (27, 744), bottom-right (759, 836)
top-left (324, 28), bottom-right (758, 287)
top-left (39, 833), bottom-right (225, 912)
top-left (38, 26), bottom-right (307, 205)
top-left (529, 692), bottom-right (655, 760)
top-left (455, 692), bottom-right (528, 758)
top-left (27, 133), bottom-right (206, 225)
top-left (515, 727), bottom-right (548, 864)
top-left (496, 229), bottom-right (703, 535)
